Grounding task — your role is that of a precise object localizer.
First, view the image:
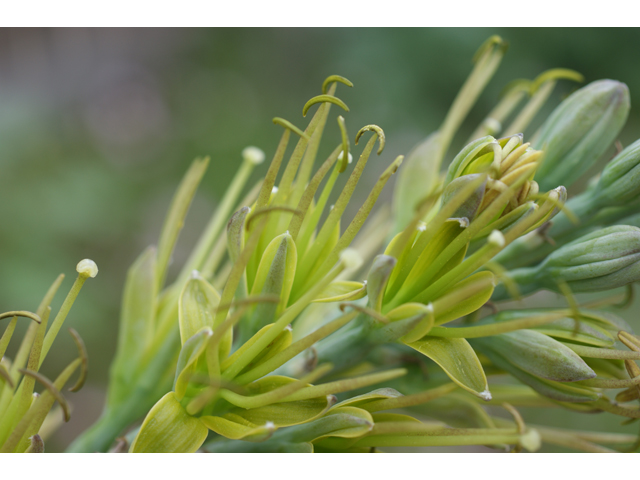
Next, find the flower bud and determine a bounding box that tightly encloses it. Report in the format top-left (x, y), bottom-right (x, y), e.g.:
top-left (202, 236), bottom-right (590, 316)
top-left (498, 226), bottom-right (640, 298)
top-left (533, 79), bottom-right (630, 191)
top-left (593, 138), bottom-right (640, 205)
top-left (443, 134), bottom-right (542, 220)
top-left (478, 330), bottom-right (595, 382)
top-left (539, 225), bottom-right (640, 288)
top-left (472, 332), bottom-right (599, 403)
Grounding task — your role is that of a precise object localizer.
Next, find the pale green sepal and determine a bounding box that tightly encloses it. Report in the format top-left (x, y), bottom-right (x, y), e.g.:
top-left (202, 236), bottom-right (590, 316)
top-left (312, 407), bottom-right (373, 441)
top-left (227, 397), bottom-right (331, 428)
top-left (174, 327), bottom-right (213, 400)
top-left (200, 415), bottom-right (276, 442)
top-left (331, 388), bottom-right (402, 410)
top-left (237, 327), bottom-right (292, 375)
top-left (407, 337), bottom-right (490, 400)
top-left (251, 232), bottom-right (297, 316)
top-left (444, 136), bottom-right (496, 187)
top-left (392, 131), bottom-right (444, 232)
top-left (386, 303), bottom-right (434, 343)
top-left (178, 274), bottom-right (221, 346)
top-left (130, 392), bottom-right (208, 453)
top-left (441, 173), bottom-right (487, 222)
top-left (369, 315), bottom-right (427, 344)
top-left (156, 157), bottom-right (209, 291)
top-left (312, 281), bottom-right (367, 303)
top-left (432, 271), bottom-right (495, 326)
top-left (366, 255), bottom-right (396, 312)
top-left (111, 246), bottom-right (157, 387)
top-left (227, 207), bottom-right (251, 264)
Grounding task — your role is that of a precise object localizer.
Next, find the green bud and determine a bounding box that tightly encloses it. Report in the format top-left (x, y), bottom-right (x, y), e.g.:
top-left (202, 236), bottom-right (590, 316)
top-left (538, 225), bottom-right (640, 289)
top-left (593, 138), bottom-right (640, 205)
top-left (443, 134), bottom-right (542, 221)
top-left (496, 226), bottom-right (640, 298)
top-left (534, 80), bottom-right (630, 191)
top-left (476, 330), bottom-right (595, 382)
top-left (473, 337), bottom-right (600, 403)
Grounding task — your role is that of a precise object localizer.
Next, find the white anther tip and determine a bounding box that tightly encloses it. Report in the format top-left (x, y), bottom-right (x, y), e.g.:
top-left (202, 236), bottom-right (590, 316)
top-left (76, 259), bottom-right (98, 278)
top-left (242, 146), bottom-right (265, 165)
top-left (488, 230), bottom-right (505, 248)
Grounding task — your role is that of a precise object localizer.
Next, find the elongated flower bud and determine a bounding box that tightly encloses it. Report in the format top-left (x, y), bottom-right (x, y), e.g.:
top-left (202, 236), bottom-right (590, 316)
top-left (477, 330), bottom-right (595, 382)
top-left (540, 226), bottom-right (640, 285)
top-left (534, 80), bottom-right (630, 191)
top-left (495, 226), bottom-right (640, 299)
top-left (472, 331), bottom-right (599, 403)
top-left (593, 138), bottom-right (640, 205)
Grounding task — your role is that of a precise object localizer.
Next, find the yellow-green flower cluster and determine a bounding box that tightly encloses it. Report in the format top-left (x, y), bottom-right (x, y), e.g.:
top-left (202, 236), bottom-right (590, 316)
top-left (59, 36), bottom-right (640, 454)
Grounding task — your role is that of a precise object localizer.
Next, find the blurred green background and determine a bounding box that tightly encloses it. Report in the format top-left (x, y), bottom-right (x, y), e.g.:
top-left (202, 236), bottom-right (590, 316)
top-left (2, 28), bottom-right (640, 452)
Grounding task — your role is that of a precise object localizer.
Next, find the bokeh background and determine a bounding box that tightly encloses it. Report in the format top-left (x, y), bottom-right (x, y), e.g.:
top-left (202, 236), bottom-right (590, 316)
top-left (2, 28), bottom-right (640, 452)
